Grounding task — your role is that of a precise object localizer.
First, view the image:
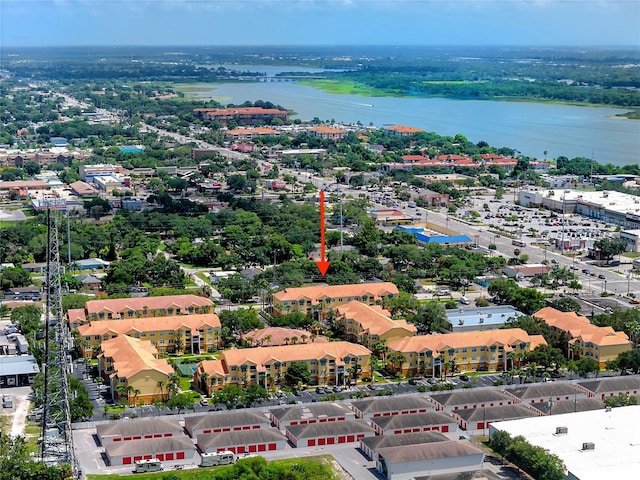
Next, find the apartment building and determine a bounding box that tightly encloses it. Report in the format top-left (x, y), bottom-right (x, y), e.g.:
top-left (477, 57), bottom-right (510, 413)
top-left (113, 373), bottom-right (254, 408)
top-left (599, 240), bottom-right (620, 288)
top-left (386, 328), bottom-right (547, 377)
top-left (97, 335), bottom-right (174, 405)
top-left (273, 282), bottom-right (399, 319)
top-left (533, 307), bottom-right (632, 368)
top-left (67, 294), bottom-right (214, 328)
top-left (308, 125), bottom-right (346, 141)
top-left (335, 301), bottom-right (416, 348)
top-left (193, 107), bottom-right (288, 125)
top-left (75, 313), bottom-right (222, 358)
top-left (194, 341), bottom-right (372, 394)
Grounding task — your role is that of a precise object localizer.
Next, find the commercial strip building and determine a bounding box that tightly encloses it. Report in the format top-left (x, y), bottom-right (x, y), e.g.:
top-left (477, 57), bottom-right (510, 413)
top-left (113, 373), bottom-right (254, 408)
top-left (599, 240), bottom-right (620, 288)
top-left (194, 341), bottom-right (372, 394)
top-left (489, 405), bottom-right (640, 480)
top-left (67, 294), bottom-right (214, 327)
top-left (335, 301), bottom-right (416, 348)
top-left (518, 188), bottom-right (640, 230)
top-left (240, 326), bottom-right (328, 347)
top-left (272, 282), bottom-right (399, 319)
top-left (97, 335), bottom-right (174, 405)
top-left (0, 355), bottom-right (40, 387)
top-left (533, 307), bottom-right (631, 368)
top-left (75, 313), bottom-right (222, 358)
top-left (385, 328), bottom-right (547, 377)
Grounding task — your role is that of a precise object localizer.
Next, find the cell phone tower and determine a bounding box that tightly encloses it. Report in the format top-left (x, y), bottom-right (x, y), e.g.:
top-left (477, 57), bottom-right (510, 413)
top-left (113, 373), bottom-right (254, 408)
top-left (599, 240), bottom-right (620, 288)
top-left (40, 201), bottom-right (79, 478)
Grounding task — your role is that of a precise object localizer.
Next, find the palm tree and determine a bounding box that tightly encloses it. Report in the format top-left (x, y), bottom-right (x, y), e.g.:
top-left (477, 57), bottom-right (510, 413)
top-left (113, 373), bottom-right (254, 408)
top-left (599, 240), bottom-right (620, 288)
top-left (156, 380), bottom-right (166, 401)
top-left (290, 336), bottom-right (298, 345)
top-left (133, 388), bottom-right (141, 405)
top-left (300, 334), bottom-right (308, 344)
top-left (263, 334), bottom-right (272, 346)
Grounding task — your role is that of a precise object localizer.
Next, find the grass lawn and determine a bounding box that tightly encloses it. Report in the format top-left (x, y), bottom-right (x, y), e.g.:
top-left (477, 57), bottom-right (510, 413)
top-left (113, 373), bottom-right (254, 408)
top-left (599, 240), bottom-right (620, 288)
top-left (86, 455), bottom-right (340, 480)
top-left (622, 252), bottom-right (640, 258)
top-left (195, 272), bottom-right (211, 285)
top-left (179, 377), bottom-right (193, 391)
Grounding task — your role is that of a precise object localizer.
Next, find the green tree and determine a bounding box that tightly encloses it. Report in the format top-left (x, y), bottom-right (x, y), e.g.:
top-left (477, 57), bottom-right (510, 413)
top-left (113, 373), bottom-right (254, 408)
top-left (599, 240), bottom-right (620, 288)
top-left (166, 392), bottom-right (196, 413)
top-left (284, 361), bottom-right (311, 386)
top-left (212, 384), bottom-right (246, 410)
top-left (0, 266), bottom-right (31, 290)
top-left (408, 301), bottom-right (448, 334)
top-left (572, 357), bottom-right (600, 378)
top-left (592, 237), bottom-right (627, 264)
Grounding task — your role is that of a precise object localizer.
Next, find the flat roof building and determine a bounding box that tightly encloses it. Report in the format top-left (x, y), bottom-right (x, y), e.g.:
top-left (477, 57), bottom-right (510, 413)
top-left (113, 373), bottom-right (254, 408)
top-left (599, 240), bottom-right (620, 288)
top-left (490, 405), bottom-right (640, 480)
top-left (446, 306), bottom-right (524, 332)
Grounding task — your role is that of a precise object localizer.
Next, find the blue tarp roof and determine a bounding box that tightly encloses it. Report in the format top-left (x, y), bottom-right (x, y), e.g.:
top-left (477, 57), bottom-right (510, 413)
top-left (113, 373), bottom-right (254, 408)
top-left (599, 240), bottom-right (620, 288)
top-left (398, 226), bottom-right (471, 244)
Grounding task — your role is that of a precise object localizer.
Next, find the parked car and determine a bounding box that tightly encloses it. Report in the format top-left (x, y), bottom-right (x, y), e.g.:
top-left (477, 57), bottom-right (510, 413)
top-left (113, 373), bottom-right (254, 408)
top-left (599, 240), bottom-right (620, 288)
top-left (459, 375), bottom-right (470, 382)
top-left (366, 384), bottom-right (377, 390)
top-left (582, 269), bottom-right (590, 274)
top-left (598, 274), bottom-right (606, 279)
top-left (332, 386), bottom-right (342, 393)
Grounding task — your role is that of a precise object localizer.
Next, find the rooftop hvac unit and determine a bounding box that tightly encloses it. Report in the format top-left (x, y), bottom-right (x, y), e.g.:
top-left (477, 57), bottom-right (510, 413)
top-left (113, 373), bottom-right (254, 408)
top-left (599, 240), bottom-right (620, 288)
top-left (582, 442), bottom-right (595, 451)
top-left (458, 319), bottom-right (464, 325)
top-left (555, 426), bottom-right (568, 435)
top-left (479, 318), bottom-right (484, 324)
top-left (488, 313), bottom-right (492, 318)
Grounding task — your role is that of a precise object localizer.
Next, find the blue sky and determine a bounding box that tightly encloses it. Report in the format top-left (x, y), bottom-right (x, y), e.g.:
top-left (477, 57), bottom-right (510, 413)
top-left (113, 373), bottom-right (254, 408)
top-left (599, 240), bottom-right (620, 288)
top-left (1, 0), bottom-right (639, 47)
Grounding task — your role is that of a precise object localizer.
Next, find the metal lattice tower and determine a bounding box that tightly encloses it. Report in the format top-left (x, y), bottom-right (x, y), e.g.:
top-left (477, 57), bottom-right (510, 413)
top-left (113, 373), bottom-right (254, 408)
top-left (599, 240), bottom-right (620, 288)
top-left (40, 204), bottom-right (79, 478)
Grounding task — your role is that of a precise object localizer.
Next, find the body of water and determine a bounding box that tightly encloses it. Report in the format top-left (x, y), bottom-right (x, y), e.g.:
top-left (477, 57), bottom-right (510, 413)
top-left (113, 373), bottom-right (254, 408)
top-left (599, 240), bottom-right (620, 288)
top-left (188, 69), bottom-right (639, 167)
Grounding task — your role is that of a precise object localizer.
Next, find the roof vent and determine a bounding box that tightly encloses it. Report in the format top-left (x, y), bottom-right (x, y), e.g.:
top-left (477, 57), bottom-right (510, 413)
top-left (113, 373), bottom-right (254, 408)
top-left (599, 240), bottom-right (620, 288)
top-left (479, 318), bottom-right (484, 324)
top-left (605, 406), bottom-right (612, 412)
top-left (582, 442), bottom-right (595, 451)
top-left (555, 426), bottom-right (568, 435)
top-left (488, 313), bottom-right (492, 318)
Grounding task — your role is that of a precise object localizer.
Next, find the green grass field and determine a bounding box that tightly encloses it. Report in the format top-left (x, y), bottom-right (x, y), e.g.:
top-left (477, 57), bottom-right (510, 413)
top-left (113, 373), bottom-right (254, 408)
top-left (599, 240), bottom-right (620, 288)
top-left (86, 455), bottom-right (340, 480)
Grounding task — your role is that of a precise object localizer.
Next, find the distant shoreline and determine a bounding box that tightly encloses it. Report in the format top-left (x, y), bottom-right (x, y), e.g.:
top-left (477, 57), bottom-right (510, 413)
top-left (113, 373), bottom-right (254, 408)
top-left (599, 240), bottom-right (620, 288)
top-left (173, 80), bottom-right (639, 120)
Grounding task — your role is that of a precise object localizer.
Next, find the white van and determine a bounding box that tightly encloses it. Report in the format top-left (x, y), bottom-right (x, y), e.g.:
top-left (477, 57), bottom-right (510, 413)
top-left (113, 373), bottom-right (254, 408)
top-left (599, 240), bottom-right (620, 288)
top-left (200, 451), bottom-right (236, 467)
top-left (459, 296), bottom-right (470, 305)
top-left (133, 458), bottom-right (163, 473)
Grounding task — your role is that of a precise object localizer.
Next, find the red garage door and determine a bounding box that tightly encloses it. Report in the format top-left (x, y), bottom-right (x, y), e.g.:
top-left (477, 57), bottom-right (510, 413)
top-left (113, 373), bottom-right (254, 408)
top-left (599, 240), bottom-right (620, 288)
top-left (227, 447), bottom-right (236, 453)
top-left (143, 455), bottom-right (153, 460)
top-left (258, 444), bottom-right (266, 452)
top-left (346, 435), bottom-right (355, 442)
top-left (308, 439), bottom-right (316, 446)
top-left (442, 425), bottom-right (449, 432)
top-left (133, 456), bottom-right (142, 463)
top-left (237, 446), bottom-right (246, 454)
top-left (268, 443), bottom-right (277, 451)
top-left (166, 453), bottom-right (174, 461)
top-left (249, 445), bottom-right (257, 453)
top-left (338, 436), bottom-right (346, 443)
top-left (156, 454), bottom-right (164, 461)
top-left (123, 457), bottom-right (132, 465)
top-left (176, 452), bottom-right (185, 460)
top-left (327, 437), bottom-right (335, 445)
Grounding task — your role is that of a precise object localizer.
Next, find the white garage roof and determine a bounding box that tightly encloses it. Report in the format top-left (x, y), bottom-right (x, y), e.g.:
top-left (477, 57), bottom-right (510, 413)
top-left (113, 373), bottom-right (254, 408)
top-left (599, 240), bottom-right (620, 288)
top-left (490, 405), bottom-right (640, 480)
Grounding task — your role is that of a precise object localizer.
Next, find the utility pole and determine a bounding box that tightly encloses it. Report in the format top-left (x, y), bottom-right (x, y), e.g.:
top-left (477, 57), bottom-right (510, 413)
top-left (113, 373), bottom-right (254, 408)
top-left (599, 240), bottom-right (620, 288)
top-left (41, 201), bottom-right (79, 478)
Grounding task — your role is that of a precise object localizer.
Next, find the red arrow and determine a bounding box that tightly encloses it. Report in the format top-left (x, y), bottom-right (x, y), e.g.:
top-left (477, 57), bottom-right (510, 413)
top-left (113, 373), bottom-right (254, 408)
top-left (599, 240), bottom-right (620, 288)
top-left (316, 190), bottom-right (330, 276)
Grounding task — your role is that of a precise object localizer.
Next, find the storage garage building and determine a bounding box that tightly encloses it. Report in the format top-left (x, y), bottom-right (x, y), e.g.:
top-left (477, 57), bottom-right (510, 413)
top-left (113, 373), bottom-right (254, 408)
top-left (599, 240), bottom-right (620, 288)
top-left (377, 440), bottom-right (484, 480)
top-left (454, 404), bottom-right (540, 432)
top-left (105, 436), bottom-right (196, 466)
top-left (371, 411), bottom-right (458, 436)
top-left (270, 402), bottom-right (355, 429)
top-left (505, 382), bottom-right (587, 407)
top-left (577, 377), bottom-right (640, 401)
top-left (360, 431), bottom-right (448, 461)
top-left (185, 411), bottom-right (271, 437)
top-left (96, 418), bottom-right (183, 446)
top-left (350, 396), bottom-right (434, 422)
top-left (197, 427), bottom-right (287, 454)
top-left (285, 419), bottom-right (375, 447)
top-left (429, 390), bottom-right (516, 413)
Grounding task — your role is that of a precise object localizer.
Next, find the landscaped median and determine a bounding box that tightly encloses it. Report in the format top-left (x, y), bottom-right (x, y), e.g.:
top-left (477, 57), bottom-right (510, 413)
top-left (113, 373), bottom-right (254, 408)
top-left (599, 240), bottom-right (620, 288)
top-left (86, 454), bottom-right (344, 480)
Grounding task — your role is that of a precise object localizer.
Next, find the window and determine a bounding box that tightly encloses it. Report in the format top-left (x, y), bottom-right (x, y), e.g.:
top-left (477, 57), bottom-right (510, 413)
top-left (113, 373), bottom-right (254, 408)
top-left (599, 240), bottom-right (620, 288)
top-left (150, 332), bottom-right (155, 337)
top-left (160, 331), bottom-right (164, 337)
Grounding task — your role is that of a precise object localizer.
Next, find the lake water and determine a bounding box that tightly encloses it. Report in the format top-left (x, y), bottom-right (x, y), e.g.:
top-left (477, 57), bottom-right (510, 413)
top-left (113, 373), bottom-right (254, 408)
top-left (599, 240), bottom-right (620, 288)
top-left (189, 69), bottom-right (640, 167)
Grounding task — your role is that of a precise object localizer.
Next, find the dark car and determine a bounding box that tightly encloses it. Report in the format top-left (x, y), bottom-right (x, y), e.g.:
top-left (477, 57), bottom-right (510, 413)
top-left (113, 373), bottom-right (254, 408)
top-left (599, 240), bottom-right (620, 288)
top-left (459, 375), bottom-right (470, 381)
top-left (408, 378), bottom-right (418, 385)
top-left (367, 384), bottom-right (377, 390)
top-left (315, 386), bottom-right (324, 394)
top-left (598, 274), bottom-right (606, 279)
top-left (332, 386), bottom-right (342, 393)
top-left (582, 269), bottom-right (590, 274)
top-left (292, 389), bottom-right (301, 396)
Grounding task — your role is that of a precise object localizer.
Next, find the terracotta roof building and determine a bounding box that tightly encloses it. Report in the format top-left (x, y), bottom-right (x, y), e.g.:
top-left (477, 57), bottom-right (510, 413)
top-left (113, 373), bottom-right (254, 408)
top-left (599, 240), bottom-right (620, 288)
top-left (386, 328), bottom-right (547, 377)
top-left (308, 125), bottom-right (346, 141)
top-left (67, 294), bottom-right (214, 327)
top-left (534, 307), bottom-right (631, 368)
top-left (193, 107), bottom-right (288, 125)
top-left (273, 282), bottom-right (399, 319)
top-left (226, 127), bottom-right (280, 140)
top-left (335, 301), bottom-right (416, 348)
top-left (194, 341), bottom-right (372, 393)
top-left (97, 335), bottom-right (174, 405)
top-left (385, 125), bottom-right (425, 136)
top-left (76, 313), bottom-right (221, 358)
